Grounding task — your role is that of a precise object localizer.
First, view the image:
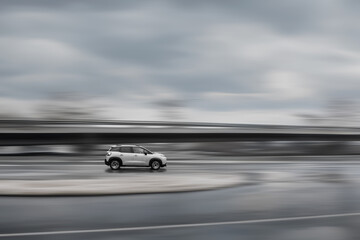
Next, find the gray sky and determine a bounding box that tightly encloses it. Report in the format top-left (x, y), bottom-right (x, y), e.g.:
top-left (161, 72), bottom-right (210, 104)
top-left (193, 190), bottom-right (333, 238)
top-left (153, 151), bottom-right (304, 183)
top-left (1, 0), bottom-right (360, 124)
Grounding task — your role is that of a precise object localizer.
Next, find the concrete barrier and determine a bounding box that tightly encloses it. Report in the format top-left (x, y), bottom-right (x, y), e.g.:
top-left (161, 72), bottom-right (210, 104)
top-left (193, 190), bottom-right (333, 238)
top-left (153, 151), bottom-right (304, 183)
top-left (0, 174), bottom-right (245, 196)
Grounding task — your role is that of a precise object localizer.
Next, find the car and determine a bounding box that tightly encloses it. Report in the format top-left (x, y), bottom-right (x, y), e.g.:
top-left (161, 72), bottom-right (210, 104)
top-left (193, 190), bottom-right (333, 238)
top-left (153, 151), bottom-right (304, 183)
top-left (104, 144), bottom-right (167, 170)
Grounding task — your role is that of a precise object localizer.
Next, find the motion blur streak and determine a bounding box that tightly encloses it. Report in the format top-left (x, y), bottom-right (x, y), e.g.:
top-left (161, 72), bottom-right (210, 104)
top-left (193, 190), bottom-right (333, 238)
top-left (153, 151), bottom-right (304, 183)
top-left (1, 212), bottom-right (360, 238)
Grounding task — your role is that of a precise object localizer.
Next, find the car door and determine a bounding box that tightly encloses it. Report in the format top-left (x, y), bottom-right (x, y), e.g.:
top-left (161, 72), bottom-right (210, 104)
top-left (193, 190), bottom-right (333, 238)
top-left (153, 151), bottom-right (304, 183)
top-left (132, 147), bottom-right (151, 166)
top-left (119, 146), bottom-right (134, 165)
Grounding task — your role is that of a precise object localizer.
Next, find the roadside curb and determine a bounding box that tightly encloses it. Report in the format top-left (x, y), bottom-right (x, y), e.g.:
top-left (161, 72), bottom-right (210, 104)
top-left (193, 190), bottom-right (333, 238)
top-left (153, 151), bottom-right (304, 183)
top-left (0, 174), bottom-right (246, 196)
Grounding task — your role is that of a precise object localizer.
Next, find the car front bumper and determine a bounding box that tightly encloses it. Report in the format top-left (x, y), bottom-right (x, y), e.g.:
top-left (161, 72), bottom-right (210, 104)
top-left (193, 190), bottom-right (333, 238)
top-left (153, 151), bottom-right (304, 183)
top-left (104, 159), bottom-right (110, 166)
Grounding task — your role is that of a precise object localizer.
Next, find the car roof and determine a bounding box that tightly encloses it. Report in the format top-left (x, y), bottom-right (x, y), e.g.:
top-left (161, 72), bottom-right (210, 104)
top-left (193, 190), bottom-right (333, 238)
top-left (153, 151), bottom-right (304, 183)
top-left (112, 144), bottom-right (140, 147)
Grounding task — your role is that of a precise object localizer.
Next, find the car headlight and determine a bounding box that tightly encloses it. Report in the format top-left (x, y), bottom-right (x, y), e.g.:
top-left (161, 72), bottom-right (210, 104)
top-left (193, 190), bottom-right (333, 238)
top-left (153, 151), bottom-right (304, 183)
top-left (106, 152), bottom-right (112, 156)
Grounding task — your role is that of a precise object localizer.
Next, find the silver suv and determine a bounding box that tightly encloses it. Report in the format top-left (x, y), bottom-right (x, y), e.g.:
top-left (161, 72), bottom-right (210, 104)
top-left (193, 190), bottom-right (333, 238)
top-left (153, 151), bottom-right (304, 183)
top-left (105, 145), bottom-right (167, 170)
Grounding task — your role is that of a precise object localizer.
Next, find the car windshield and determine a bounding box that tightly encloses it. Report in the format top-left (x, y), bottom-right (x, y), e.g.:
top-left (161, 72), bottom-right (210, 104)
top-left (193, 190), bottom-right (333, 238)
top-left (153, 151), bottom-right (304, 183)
top-left (141, 147), bottom-right (153, 154)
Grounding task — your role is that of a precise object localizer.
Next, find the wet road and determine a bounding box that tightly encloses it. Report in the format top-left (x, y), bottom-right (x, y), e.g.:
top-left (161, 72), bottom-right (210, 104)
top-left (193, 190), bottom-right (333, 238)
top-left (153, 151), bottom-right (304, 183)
top-left (0, 155), bottom-right (360, 239)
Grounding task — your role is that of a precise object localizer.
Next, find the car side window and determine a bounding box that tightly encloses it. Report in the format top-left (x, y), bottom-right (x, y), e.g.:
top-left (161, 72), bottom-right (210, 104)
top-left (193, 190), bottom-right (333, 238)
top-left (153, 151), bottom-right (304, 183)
top-left (119, 147), bottom-right (133, 153)
top-left (133, 147), bottom-right (145, 154)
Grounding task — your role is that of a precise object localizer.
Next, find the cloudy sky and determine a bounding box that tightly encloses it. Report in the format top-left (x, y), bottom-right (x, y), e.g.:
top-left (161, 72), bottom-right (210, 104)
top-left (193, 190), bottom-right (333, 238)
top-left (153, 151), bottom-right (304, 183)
top-left (1, 0), bottom-right (360, 124)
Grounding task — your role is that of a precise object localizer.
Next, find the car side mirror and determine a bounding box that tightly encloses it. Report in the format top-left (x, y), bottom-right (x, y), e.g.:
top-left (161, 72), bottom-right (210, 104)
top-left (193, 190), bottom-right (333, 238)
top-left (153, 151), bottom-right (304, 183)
top-left (144, 152), bottom-right (147, 155)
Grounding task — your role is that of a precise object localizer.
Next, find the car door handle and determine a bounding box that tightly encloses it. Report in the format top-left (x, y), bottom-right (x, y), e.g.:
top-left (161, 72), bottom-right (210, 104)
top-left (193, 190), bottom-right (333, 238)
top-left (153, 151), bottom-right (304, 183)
top-left (120, 154), bottom-right (123, 156)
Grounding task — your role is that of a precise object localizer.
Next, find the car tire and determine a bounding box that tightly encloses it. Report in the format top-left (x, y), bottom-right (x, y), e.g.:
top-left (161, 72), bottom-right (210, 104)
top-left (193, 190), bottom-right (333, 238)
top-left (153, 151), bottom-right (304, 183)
top-left (110, 159), bottom-right (120, 170)
top-left (150, 160), bottom-right (161, 170)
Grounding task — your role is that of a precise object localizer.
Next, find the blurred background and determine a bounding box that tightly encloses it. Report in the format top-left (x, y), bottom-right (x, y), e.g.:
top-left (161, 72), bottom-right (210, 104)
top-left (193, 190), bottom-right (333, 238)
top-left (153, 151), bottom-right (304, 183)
top-left (1, 0), bottom-right (360, 155)
top-left (1, 0), bottom-right (360, 239)
top-left (1, 0), bottom-right (360, 126)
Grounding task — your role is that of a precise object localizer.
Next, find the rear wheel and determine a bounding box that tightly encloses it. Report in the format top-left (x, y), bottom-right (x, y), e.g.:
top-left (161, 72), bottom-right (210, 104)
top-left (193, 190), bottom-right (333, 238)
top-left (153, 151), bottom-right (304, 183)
top-left (110, 160), bottom-right (120, 170)
top-left (150, 160), bottom-right (161, 170)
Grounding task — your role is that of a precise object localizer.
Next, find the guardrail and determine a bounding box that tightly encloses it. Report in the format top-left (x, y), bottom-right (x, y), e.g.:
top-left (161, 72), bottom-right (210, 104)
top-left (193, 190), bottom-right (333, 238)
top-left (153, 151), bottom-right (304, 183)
top-left (1, 132), bottom-right (360, 146)
top-left (1, 120), bottom-right (360, 146)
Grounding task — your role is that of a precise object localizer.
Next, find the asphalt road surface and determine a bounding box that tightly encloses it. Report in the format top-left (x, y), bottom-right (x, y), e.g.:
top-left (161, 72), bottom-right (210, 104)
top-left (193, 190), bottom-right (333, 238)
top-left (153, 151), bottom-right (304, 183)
top-left (0, 155), bottom-right (360, 239)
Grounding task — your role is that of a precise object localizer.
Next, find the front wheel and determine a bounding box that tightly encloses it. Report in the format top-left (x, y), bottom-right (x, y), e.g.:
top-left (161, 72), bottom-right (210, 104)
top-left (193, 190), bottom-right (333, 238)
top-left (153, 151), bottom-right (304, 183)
top-left (110, 160), bottom-right (120, 170)
top-left (150, 160), bottom-right (161, 170)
